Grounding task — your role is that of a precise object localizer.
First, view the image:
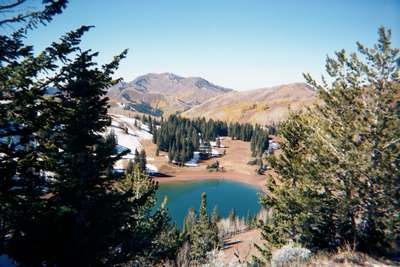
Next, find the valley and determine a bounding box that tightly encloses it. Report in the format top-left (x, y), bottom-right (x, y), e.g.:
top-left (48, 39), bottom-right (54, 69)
top-left (109, 111), bottom-right (271, 190)
top-left (3, 1), bottom-right (398, 265)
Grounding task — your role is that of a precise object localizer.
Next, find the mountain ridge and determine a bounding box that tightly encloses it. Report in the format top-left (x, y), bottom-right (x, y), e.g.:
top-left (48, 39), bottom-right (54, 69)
top-left (108, 72), bottom-right (233, 115)
top-left (182, 82), bottom-right (315, 124)
top-left (108, 73), bottom-right (316, 124)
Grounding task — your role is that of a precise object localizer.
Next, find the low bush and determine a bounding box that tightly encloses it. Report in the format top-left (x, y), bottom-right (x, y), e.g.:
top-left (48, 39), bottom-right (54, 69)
top-left (271, 244), bottom-right (311, 267)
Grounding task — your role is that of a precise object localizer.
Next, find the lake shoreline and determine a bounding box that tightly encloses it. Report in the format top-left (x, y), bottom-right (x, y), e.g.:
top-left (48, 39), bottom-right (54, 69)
top-left (154, 169), bottom-right (266, 191)
top-left (142, 138), bottom-right (269, 191)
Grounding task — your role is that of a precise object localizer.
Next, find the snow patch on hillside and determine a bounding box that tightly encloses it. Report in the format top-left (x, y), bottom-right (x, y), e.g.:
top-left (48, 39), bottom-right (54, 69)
top-left (107, 114), bottom-right (157, 173)
top-left (184, 151), bottom-right (200, 167)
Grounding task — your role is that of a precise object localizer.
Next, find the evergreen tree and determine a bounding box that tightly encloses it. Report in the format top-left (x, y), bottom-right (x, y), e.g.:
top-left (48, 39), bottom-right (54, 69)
top-left (257, 28), bottom-right (400, 261)
top-left (183, 208), bottom-right (197, 235)
top-left (190, 193), bottom-right (219, 264)
top-left (134, 148), bottom-right (140, 167)
top-left (139, 149), bottom-right (147, 172)
top-left (112, 168), bottom-right (181, 265)
top-left (211, 206), bottom-right (221, 225)
top-left (126, 159), bottom-right (134, 174)
top-left (152, 126), bottom-right (157, 144)
top-left (0, 2), bottom-right (179, 265)
top-left (168, 147), bottom-right (173, 163)
top-left (0, 0), bottom-right (76, 261)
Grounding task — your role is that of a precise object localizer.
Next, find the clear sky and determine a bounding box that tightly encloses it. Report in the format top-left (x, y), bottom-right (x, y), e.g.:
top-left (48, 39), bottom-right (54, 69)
top-left (25, 0), bottom-right (400, 90)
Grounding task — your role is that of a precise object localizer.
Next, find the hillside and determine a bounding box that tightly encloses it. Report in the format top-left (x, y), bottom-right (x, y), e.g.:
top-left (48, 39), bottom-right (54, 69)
top-left (107, 114), bottom-right (157, 173)
top-left (182, 83), bottom-right (316, 124)
top-left (108, 73), bottom-right (233, 115)
top-left (108, 73), bottom-right (315, 124)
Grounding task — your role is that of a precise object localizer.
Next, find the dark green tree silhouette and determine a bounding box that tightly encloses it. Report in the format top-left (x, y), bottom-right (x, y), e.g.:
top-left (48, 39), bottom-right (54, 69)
top-left (257, 28), bottom-right (400, 262)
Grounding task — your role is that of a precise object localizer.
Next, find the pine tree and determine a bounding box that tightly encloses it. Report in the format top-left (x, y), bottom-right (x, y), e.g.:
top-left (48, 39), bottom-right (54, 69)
top-left (189, 192), bottom-right (219, 264)
top-left (112, 168), bottom-right (181, 265)
top-left (152, 127), bottom-right (157, 144)
top-left (126, 159), bottom-right (134, 174)
top-left (211, 206), bottom-right (221, 225)
top-left (1, 2), bottom-right (180, 264)
top-left (139, 149), bottom-right (147, 172)
top-left (168, 147), bottom-right (173, 163)
top-left (0, 0), bottom-right (78, 261)
top-left (183, 208), bottom-right (197, 235)
top-left (257, 28), bottom-right (400, 261)
top-left (134, 148), bottom-right (140, 167)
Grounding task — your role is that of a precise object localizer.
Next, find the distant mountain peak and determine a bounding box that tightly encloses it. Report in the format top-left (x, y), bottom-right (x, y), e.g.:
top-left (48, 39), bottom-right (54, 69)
top-left (108, 73), bottom-right (315, 123)
top-left (108, 73), bottom-right (233, 115)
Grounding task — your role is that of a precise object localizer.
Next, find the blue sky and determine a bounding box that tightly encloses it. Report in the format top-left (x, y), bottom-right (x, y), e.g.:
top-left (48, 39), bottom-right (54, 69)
top-left (25, 0), bottom-right (400, 90)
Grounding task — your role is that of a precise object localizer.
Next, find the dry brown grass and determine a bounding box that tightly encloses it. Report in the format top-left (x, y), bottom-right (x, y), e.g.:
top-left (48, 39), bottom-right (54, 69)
top-left (142, 137), bottom-right (269, 190)
top-left (183, 83), bottom-right (316, 125)
top-left (222, 229), bottom-right (399, 267)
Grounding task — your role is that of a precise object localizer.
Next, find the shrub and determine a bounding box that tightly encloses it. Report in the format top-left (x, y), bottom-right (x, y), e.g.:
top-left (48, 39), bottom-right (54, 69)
top-left (271, 244), bottom-right (311, 267)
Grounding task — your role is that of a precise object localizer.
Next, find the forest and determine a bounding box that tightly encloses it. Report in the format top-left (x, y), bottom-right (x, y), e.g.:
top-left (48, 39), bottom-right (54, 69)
top-left (0, 1), bottom-right (399, 266)
top-left (151, 115), bottom-right (271, 165)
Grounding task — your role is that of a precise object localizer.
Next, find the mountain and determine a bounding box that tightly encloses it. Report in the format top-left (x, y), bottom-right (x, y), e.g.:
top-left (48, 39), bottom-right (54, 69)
top-left (182, 83), bottom-right (316, 124)
top-left (108, 73), bottom-right (316, 124)
top-left (108, 73), bottom-right (233, 115)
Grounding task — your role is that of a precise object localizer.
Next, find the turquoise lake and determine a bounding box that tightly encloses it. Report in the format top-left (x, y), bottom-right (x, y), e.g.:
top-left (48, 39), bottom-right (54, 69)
top-left (156, 179), bottom-right (261, 228)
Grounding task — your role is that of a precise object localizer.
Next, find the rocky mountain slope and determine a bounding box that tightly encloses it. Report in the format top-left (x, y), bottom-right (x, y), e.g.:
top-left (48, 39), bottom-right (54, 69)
top-left (108, 73), bottom-right (232, 115)
top-left (108, 73), bottom-right (316, 124)
top-left (182, 83), bottom-right (315, 124)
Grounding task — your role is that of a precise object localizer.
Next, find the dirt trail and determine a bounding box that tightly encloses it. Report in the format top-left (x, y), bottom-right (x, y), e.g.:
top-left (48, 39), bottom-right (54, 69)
top-left (223, 229), bottom-right (262, 265)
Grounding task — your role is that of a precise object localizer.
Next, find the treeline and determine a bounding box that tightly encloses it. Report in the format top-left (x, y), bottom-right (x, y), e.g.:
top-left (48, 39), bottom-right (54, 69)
top-left (228, 122), bottom-right (270, 157)
top-left (152, 115), bottom-right (198, 165)
top-left (227, 122), bottom-right (254, 141)
top-left (151, 115), bottom-right (271, 164)
top-left (134, 113), bottom-right (158, 133)
top-left (250, 125), bottom-right (270, 157)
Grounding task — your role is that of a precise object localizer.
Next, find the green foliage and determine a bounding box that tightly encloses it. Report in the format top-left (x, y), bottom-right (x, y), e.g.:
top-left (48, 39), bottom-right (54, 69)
top-left (250, 125), bottom-right (270, 157)
top-left (183, 208), bottom-right (197, 235)
top-left (258, 27), bottom-right (400, 261)
top-left (211, 206), bottom-right (221, 225)
top-left (126, 159), bottom-right (134, 174)
top-left (112, 170), bottom-right (181, 265)
top-left (153, 115), bottom-right (198, 165)
top-left (0, 2), bottom-right (179, 265)
top-left (139, 149), bottom-right (147, 172)
top-left (181, 193), bottom-right (220, 265)
top-left (153, 115), bottom-right (227, 164)
top-left (154, 115), bottom-right (270, 165)
top-left (206, 160), bottom-right (220, 171)
top-left (189, 193), bottom-right (220, 264)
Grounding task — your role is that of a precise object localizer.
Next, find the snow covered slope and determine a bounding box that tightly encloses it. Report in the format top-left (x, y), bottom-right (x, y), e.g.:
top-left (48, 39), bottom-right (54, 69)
top-left (107, 114), bottom-right (157, 173)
